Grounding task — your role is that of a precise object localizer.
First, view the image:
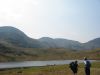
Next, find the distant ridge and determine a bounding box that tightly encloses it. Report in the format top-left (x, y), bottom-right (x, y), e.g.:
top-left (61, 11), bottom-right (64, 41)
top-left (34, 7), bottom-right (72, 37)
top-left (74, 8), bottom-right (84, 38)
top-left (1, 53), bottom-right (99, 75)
top-left (39, 37), bottom-right (83, 50)
top-left (0, 26), bottom-right (100, 50)
top-left (84, 38), bottom-right (100, 49)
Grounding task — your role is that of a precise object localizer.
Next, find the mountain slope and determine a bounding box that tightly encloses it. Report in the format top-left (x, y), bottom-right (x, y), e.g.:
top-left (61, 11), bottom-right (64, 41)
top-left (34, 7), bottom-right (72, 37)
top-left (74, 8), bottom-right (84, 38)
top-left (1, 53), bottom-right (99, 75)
top-left (0, 26), bottom-right (100, 50)
top-left (84, 38), bottom-right (100, 49)
top-left (0, 26), bottom-right (43, 48)
top-left (39, 37), bottom-right (84, 50)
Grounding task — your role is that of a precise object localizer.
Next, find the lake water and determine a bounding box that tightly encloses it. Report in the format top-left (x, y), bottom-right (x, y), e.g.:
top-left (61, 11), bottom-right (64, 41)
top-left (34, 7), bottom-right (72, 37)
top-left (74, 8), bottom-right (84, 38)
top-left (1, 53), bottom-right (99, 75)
top-left (0, 60), bottom-right (97, 69)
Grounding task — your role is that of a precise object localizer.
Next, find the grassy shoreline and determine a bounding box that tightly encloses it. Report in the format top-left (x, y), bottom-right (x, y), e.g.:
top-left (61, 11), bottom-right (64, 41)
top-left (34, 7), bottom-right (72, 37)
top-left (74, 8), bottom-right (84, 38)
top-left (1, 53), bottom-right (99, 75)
top-left (0, 62), bottom-right (99, 75)
top-left (0, 48), bottom-right (100, 62)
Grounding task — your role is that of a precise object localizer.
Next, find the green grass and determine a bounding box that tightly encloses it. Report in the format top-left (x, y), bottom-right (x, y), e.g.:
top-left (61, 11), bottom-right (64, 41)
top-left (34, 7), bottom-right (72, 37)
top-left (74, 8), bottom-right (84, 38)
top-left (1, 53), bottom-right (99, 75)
top-left (0, 48), bottom-right (100, 62)
top-left (0, 62), bottom-right (99, 75)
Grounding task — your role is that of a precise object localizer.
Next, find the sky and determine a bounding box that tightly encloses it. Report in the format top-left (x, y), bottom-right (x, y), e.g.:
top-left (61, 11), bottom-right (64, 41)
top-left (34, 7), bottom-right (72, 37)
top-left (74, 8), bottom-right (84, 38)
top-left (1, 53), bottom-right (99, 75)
top-left (0, 0), bottom-right (100, 43)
